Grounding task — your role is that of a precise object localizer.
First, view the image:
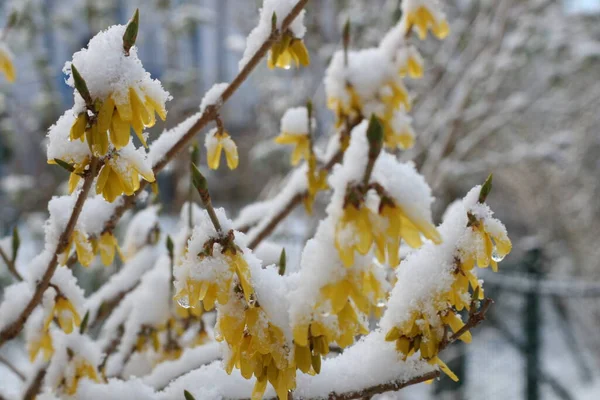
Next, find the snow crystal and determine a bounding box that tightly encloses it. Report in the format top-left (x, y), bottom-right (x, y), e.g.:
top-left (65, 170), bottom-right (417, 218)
top-left (141, 343), bottom-right (221, 389)
top-left (199, 83), bottom-right (229, 114)
top-left (280, 106), bottom-right (315, 135)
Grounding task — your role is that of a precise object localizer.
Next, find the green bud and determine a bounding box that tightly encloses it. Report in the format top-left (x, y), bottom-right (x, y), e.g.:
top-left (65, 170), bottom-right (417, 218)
top-left (184, 390), bottom-right (196, 400)
top-left (190, 163), bottom-right (208, 193)
top-left (79, 310), bottom-right (90, 334)
top-left (12, 226), bottom-right (19, 262)
top-left (278, 248), bottom-right (286, 276)
top-left (123, 9), bottom-right (140, 55)
top-left (478, 174), bottom-right (493, 203)
top-left (189, 142), bottom-right (200, 166)
top-left (166, 235), bottom-right (174, 261)
top-left (71, 65), bottom-right (92, 106)
top-left (54, 158), bottom-right (76, 174)
top-left (271, 12), bottom-right (277, 32)
top-left (366, 114), bottom-right (384, 159)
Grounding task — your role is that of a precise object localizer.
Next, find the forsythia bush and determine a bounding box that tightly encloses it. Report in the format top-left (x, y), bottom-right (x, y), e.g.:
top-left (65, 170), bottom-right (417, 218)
top-left (0, 1), bottom-right (512, 399)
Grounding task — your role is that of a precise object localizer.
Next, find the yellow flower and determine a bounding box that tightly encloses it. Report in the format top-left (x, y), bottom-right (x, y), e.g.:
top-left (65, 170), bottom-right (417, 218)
top-left (373, 201), bottom-right (441, 267)
top-left (399, 52), bottom-right (424, 79)
top-left (274, 132), bottom-right (310, 166)
top-left (447, 257), bottom-right (482, 312)
top-left (381, 114), bottom-right (415, 150)
top-left (69, 87), bottom-right (167, 155)
top-left (335, 204), bottom-right (374, 268)
top-left (381, 81), bottom-right (411, 112)
top-left (304, 153), bottom-right (328, 214)
top-left (268, 32), bottom-right (310, 70)
top-left (95, 155), bottom-right (155, 202)
top-left (468, 218), bottom-right (512, 272)
top-left (28, 331), bottom-right (53, 362)
top-left (59, 230), bottom-right (95, 267)
top-left (0, 44), bottom-right (15, 83)
top-left (174, 250), bottom-right (254, 311)
top-left (205, 129), bottom-right (239, 170)
top-left (66, 156), bottom-right (91, 194)
top-left (65, 359), bottom-right (100, 395)
top-left (218, 305), bottom-right (297, 400)
top-left (385, 305), bottom-right (466, 382)
top-left (405, 5), bottom-right (450, 40)
top-left (52, 296), bottom-right (82, 334)
top-left (94, 232), bottom-right (123, 266)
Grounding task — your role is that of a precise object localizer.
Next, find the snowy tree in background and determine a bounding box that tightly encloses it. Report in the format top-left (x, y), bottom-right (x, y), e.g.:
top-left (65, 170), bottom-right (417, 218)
top-left (0, 1), bottom-right (516, 399)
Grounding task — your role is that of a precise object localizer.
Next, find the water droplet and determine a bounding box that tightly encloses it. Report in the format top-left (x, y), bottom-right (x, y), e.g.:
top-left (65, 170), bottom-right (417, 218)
top-left (248, 296), bottom-right (257, 307)
top-left (284, 65), bottom-right (291, 70)
top-left (177, 296), bottom-right (190, 309)
top-left (376, 299), bottom-right (386, 308)
top-left (320, 311), bottom-right (330, 318)
top-left (491, 247), bottom-right (505, 262)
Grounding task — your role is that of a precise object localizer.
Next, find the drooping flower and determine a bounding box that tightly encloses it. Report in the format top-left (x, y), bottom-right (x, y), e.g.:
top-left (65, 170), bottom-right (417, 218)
top-left (64, 358), bottom-right (100, 395)
top-left (465, 213), bottom-right (512, 272)
top-left (334, 202), bottom-right (374, 268)
top-left (95, 153), bottom-right (155, 202)
top-left (372, 198), bottom-right (441, 267)
top-left (304, 153), bottom-right (328, 214)
top-left (217, 301), bottom-right (297, 400)
top-left (268, 31), bottom-right (310, 70)
top-left (205, 128), bottom-right (239, 170)
top-left (51, 296), bottom-right (82, 334)
top-left (275, 133), bottom-right (310, 166)
top-left (59, 230), bottom-right (94, 267)
top-left (403, 0), bottom-right (450, 40)
top-left (29, 330), bottom-right (53, 362)
top-left (94, 232), bottom-right (123, 266)
top-left (0, 43), bottom-right (15, 83)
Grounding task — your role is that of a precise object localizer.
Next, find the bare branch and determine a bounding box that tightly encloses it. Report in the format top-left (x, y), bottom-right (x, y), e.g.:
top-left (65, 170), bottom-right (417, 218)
top-left (0, 157), bottom-right (101, 346)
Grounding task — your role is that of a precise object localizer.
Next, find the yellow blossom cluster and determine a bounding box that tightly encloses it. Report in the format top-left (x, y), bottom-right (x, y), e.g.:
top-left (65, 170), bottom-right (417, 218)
top-left (218, 303), bottom-right (297, 400)
top-left (335, 193), bottom-right (440, 268)
top-left (292, 267), bottom-right (386, 368)
top-left (385, 206), bottom-right (512, 381)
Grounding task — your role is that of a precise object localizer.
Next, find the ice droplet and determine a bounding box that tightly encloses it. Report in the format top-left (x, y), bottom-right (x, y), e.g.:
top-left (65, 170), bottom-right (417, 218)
top-left (491, 247), bottom-right (505, 262)
top-left (177, 296), bottom-right (190, 309)
top-left (376, 299), bottom-right (386, 308)
top-left (320, 311), bottom-right (330, 318)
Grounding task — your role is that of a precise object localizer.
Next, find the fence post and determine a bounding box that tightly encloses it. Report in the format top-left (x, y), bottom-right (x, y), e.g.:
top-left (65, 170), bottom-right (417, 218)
top-left (524, 248), bottom-right (542, 400)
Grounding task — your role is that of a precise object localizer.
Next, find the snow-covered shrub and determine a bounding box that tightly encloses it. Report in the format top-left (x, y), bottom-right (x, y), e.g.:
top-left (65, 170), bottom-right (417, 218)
top-left (0, 1), bottom-right (512, 399)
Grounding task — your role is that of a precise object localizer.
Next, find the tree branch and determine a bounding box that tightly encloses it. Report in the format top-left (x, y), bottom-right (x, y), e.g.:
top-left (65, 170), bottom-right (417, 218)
top-left (324, 371), bottom-right (440, 400)
top-left (0, 158), bottom-right (101, 346)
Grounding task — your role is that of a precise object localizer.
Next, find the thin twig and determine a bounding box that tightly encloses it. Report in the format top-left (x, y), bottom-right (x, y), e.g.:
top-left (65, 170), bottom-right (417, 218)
top-left (0, 157), bottom-right (101, 347)
top-left (22, 365), bottom-right (47, 400)
top-left (0, 354), bottom-right (25, 380)
top-left (0, 246), bottom-right (21, 281)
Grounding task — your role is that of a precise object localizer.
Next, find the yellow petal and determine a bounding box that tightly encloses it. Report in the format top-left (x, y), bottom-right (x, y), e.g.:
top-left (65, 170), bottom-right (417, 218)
top-left (109, 110), bottom-right (131, 149)
top-left (70, 113), bottom-right (87, 141)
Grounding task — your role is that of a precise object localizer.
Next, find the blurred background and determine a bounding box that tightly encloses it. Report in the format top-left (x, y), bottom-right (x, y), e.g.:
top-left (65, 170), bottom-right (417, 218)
top-left (1, 0), bottom-right (600, 399)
